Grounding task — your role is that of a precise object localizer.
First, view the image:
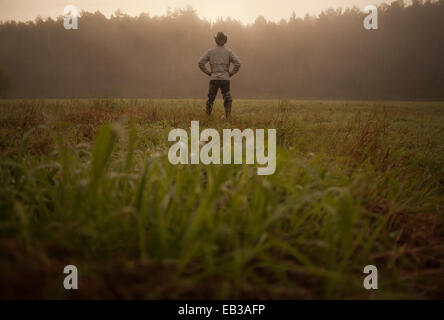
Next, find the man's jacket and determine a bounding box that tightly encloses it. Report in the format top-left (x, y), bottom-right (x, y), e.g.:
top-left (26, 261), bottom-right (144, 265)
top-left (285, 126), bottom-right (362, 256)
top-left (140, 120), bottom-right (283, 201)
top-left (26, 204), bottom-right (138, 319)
top-left (198, 46), bottom-right (241, 80)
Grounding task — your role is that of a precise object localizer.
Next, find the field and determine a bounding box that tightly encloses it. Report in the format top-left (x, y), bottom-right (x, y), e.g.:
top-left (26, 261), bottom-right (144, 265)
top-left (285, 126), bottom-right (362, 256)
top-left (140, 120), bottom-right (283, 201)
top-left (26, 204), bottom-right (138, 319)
top-left (0, 98), bottom-right (443, 299)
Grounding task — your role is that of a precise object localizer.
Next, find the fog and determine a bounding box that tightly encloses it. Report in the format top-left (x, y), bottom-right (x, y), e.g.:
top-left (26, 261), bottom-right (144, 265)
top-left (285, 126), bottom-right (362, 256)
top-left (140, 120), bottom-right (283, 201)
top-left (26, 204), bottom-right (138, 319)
top-left (1, 0), bottom-right (398, 24)
top-left (0, 1), bottom-right (443, 99)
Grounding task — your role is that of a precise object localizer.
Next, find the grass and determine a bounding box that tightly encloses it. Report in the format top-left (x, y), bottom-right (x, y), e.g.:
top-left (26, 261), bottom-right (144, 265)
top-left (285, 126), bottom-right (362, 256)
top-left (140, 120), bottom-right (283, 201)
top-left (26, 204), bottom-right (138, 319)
top-left (0, 98), bottom-right (443, 299)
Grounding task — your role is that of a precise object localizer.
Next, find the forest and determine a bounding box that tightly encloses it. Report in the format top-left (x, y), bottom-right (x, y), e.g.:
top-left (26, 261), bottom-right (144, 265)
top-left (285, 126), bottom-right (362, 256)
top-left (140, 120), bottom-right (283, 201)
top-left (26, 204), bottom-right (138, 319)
top-left (0, 0), bottom-right (443, 99)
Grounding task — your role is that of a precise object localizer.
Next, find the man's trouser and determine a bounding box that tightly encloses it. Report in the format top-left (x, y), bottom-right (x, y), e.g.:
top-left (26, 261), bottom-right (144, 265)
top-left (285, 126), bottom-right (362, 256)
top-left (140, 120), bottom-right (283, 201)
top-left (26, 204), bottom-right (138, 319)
top-left (206, 80), bottom-right (232, 116)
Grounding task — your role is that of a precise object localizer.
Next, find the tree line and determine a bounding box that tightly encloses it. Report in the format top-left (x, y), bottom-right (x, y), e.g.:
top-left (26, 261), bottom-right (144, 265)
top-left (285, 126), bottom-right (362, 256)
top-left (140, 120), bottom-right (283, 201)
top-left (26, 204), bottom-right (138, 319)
top-left (0, 0), bottom-right (443, 100)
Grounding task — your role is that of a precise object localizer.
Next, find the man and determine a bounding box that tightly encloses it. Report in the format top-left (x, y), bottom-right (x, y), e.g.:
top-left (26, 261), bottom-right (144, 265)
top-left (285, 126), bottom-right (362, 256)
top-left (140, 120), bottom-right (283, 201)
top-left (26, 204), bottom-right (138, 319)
top-left (198, 32), bottom-right (241, 118)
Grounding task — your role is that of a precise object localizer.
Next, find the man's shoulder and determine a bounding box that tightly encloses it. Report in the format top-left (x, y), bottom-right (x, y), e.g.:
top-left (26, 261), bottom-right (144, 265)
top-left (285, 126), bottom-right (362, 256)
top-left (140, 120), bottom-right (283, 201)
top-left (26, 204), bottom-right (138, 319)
top-left (221, 46), bottom-right (233, 53)
top-left (220, 46), bottom-right (231, 52)
top-left (225, 47), bottom-right (238, 57)
top-left (211, 46), bottom-right (232, 52)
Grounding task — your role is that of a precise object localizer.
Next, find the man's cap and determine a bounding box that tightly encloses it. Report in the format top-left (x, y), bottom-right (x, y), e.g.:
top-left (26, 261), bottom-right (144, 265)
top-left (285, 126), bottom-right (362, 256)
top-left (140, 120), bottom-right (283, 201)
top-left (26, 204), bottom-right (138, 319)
top-left (214, 32), bottom-right (228, 45)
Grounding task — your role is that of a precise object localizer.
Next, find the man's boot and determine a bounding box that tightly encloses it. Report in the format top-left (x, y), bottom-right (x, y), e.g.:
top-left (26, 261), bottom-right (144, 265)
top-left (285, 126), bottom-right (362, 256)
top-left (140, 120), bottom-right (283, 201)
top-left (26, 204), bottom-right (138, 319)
top-left (224, 101), bottom-right (232, 119)
top-left (206, 101), bottom-right (213, 115)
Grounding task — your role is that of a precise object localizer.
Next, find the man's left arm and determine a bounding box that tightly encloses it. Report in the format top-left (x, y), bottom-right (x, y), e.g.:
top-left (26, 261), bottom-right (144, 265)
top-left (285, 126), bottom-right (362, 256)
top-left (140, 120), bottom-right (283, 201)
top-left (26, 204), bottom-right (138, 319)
top-left (229, 51), bottom-right (241, 77)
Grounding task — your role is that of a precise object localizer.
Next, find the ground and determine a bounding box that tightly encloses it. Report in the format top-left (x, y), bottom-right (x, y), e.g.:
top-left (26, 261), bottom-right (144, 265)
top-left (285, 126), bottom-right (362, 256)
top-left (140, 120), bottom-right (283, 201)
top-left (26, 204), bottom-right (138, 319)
top-left (0, 98), bottom-right (443, 299)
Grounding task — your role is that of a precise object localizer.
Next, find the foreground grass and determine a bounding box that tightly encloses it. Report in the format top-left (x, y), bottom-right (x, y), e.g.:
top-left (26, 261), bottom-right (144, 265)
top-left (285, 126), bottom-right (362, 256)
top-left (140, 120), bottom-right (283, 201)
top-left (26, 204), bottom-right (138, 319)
top-left (0, 98), bottom-right (443, 299)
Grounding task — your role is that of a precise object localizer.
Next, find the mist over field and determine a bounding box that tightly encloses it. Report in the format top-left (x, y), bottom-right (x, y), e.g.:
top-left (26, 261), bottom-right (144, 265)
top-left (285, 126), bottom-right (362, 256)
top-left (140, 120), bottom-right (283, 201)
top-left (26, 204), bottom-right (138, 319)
top-left (0, 1), bottom-right (443, 99)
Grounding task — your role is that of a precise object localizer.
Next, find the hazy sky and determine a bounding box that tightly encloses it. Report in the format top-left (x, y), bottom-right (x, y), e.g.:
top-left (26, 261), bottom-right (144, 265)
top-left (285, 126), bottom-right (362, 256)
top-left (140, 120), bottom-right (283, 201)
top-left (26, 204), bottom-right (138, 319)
top-left (0, 0), bottom-right (398, 23)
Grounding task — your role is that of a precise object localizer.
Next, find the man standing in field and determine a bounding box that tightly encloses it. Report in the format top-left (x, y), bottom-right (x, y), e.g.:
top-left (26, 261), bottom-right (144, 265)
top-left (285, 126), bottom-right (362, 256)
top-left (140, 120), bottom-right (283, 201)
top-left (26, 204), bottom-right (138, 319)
top-left (198, 32), bottom-right (241, 118)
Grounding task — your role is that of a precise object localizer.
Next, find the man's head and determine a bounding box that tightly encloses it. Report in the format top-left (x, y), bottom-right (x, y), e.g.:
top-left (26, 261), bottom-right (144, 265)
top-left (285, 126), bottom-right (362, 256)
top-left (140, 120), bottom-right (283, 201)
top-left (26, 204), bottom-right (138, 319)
top-left (214, 32), bottom-right (228, 46)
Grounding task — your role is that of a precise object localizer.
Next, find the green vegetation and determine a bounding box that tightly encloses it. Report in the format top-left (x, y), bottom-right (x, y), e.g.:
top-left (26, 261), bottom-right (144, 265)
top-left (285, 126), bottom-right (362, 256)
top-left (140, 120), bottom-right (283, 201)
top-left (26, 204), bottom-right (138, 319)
top-left (0, 99), bottom-right (443, 299)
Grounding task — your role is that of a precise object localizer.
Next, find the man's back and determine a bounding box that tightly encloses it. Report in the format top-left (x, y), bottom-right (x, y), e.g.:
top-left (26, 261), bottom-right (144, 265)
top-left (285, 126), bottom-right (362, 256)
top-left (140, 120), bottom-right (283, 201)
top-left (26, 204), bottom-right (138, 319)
top-left (198, 46), bottom-right (241, 80)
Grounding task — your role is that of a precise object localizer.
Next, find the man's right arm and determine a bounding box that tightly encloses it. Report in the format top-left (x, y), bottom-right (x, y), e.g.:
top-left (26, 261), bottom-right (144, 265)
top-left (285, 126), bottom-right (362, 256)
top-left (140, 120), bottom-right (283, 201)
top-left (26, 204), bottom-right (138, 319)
top-left (198, 50), bottom-right (211, 76)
